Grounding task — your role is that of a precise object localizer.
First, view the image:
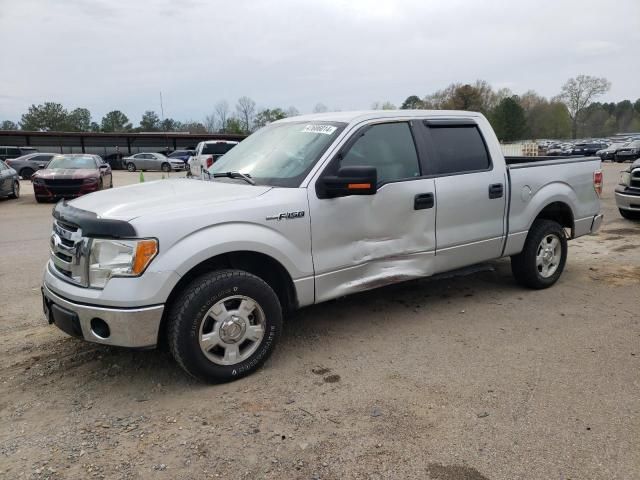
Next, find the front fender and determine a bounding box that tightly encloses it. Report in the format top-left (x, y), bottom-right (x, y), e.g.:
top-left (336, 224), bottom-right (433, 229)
top-left (151, 222), bottom-right (314, 282)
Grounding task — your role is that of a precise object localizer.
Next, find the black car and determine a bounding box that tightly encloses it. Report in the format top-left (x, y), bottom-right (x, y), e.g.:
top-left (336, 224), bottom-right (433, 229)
top-left (0, 160), bottom-right (20, 199)
top-left (614, 140), bottom-right (640, 162)
top-left (0, 146), bottom-right (39, 161)
top-left (571, 142), bottom-right (608, 156)
top-left (103, 152), bottom-right (127, 170)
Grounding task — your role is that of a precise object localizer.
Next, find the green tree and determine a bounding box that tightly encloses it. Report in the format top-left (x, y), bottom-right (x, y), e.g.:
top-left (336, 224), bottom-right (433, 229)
top-left (1, 120), bottom-right (19, 130)
top-left (371, 101), bottom-right (396, 110)
top-left (225, 117), bottom-right (245, 134)
top-left (178, 121), bottom-right (207, 134)
top-left (140, 110), bottom-right (161, 131)
top-left (557, 75), bottom-right (611, 138)
top-left (160, 118), bottom-right (179, 131)
top-left (89, 122), bottom-right (101, 132)
top-left (20, 102), bottom-right (68, 131)
top-left (101, 111), bottom-right (132, 132)
top-left (400, 95), bottom-right (424, 109)
top-left (65, 107), bottom-right (92, 131)
top-left (490, 97), bottom-right (527, 142)
top-left (254, 108), bottom-right (287, 128)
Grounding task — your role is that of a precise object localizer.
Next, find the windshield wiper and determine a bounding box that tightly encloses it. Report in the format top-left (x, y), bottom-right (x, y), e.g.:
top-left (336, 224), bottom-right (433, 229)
top-left (212, 171), bottom-right (255, 185)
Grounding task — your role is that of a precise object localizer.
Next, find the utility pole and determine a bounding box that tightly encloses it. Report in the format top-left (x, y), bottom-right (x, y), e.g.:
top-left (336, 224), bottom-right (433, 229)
top-left (160, 91), bottom-right (169, 153)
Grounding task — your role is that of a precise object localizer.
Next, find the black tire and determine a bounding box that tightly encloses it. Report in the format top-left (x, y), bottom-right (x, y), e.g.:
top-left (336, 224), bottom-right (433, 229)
top-left (511, 219), bottom-right (567, 289)
top-left (168, 270), bottom-right (283, 383)
top-left (35, 196), bottom-right (45, 203)
top-left (20, 168), bottom-right (34, 180)
top-left (127, 163), bottom-right (136, 172)
top-left (619, 208), bottom-right (640, 220)
top-left (98, 179), bottom-right (103, 190)
top-left (161, 163), bottom-right (171, 173)
top-left (8, 181), bottom-right (20, 199)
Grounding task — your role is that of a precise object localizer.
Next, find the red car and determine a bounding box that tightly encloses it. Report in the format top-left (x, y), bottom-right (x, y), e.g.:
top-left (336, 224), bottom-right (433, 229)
top-left (31, 154), bottom-right (113, 203)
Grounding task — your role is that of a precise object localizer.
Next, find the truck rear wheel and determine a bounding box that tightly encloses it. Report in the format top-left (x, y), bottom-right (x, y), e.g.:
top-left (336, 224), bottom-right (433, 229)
top-left (511, 219), bottom-right (567, 289)
top-left (167, 270), bottom-right (282, 383)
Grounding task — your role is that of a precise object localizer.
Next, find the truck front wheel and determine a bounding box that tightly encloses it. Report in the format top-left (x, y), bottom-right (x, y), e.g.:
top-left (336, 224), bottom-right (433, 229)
top-left (511, 219), bottom-right (567, 289)
top-left (167, 270), bottom-right (282, 383)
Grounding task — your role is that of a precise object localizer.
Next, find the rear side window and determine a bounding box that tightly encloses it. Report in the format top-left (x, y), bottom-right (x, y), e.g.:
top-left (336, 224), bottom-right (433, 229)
top-left (7, 147), bottom-right (21, 156)
top-left (427, 125), bottom-right (491, 175)
top-left (33, 155), bottom-right (53, 162)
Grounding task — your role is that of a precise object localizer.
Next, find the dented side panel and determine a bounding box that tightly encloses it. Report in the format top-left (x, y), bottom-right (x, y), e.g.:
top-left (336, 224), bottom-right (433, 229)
top-left (308, 179), bottom-right (437, 302)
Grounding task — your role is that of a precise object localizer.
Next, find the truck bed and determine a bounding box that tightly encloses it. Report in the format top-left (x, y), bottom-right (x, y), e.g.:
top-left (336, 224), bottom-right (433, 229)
top-left (504, 155), bottom-right (599, 167)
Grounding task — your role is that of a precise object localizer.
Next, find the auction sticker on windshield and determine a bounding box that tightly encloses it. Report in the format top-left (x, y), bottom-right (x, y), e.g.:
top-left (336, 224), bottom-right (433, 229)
top-left (301, 124), bottom-right (337, 135)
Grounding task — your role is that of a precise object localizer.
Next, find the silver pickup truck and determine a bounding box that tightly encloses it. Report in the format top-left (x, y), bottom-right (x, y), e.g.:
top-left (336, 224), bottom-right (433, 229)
top-left (42, 110), bottom-right (603, 382)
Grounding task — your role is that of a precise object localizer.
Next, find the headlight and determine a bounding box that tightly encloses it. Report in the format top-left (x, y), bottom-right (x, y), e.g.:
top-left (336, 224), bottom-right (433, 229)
top-left (619, 171), bottom-right (631, 186)
top-left (32, 177), bottom-right (44, 185)
top-left (88, 238), bottom-right (158, 288)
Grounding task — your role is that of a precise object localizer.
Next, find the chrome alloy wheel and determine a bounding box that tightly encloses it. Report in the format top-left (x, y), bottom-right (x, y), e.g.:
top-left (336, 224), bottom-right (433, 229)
top-left (198, 295), bottom-right (266, 365)
top-left (536, 234), bottom-right (561, 278)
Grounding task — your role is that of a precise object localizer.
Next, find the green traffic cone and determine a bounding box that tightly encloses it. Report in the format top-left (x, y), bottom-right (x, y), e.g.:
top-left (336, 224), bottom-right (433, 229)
top-left (139, 171), bottom-right (144, 183)
top-left (161, 174), bottom-right (165, 180)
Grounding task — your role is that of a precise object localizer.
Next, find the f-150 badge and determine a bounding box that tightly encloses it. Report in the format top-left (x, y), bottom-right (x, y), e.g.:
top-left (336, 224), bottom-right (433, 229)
top-left (266, 211), bottom-right (305, 221)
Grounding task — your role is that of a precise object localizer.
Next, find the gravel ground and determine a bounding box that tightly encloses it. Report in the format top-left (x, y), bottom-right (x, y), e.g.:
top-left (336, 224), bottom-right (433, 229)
top-left (0, 164), bottom-right (638, 480)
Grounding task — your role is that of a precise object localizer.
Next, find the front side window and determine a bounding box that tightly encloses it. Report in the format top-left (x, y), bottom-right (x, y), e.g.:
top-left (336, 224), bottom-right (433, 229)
top-left (338, 122), bottom-right (420, 185)
top-left (208, 121), bottom-right (345, 187)
top-left (427, 125), bottom-right (491, 175)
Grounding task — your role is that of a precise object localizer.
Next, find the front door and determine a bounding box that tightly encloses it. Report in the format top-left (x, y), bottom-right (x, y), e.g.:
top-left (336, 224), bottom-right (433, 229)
top-left (419, 120), bottom-right (507, 272)
top-left (308, 121), bottom-right (437, 303)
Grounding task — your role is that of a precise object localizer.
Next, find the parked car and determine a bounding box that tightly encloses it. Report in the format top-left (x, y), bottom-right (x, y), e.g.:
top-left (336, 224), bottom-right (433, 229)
top-left (41, 110), bottom-right (603, 383)
top-left (103, 153), bottom-right (127, 170)
top-left (614, 140), bottom-right (640, 163)
top-left (571, 142), bottom-right (608, 156)
top-left (122, 152), bottom-right (186, 172)
top-left (0, 146), bottom-right (39, 161)
top-left (597, 142), bottom-right (627, 161)
top-left (0, 160), bottom-right (20, 199)
top-left (4, 152), bottom-right (56, 179)
top-left (168, 150), bottom-right (195, 165)
top-left (188, 140), bottom-right (239, 176)
top-left (615, 159), bottom-right (640, 220)
top-left (31, 154), bottom-right (112, 203)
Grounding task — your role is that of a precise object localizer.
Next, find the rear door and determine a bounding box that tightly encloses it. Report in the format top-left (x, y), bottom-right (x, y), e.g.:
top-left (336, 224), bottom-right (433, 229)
top-left (0, 161), bottom-right (10, 195)
top-left (418, 119), bottom-right (507, 272)
top-left (31, 154), bottom-right (53, 170)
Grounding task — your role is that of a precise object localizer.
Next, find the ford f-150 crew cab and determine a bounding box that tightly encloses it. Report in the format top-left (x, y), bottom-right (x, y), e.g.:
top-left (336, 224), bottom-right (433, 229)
top-left (42, 110), bottom-right (603, 382)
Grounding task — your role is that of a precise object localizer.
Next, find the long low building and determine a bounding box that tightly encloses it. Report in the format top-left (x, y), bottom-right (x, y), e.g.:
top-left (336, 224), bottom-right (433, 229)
top-left (0, 130), bottom-right (247, 156)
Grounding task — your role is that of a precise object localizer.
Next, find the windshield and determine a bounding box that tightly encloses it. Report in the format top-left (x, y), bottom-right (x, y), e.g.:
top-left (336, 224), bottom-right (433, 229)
top-left (207, 121), bottom-right (345, 187)
top-left (48, 155), bottom-right (97, 169)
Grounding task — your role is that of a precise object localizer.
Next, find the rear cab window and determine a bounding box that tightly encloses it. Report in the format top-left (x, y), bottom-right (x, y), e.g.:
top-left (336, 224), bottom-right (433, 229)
top-left (202, 143), bottom-right (236, 155)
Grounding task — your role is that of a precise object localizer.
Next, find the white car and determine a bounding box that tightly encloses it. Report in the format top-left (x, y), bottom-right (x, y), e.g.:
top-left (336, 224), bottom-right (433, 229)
top-left (189, 140), bottom-right (238, 176)
top-left (123, 152), bottom-right (186, 172)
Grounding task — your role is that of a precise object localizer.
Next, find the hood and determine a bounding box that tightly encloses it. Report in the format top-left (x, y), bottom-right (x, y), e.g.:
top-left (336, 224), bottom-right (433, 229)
top-left (35, 168), bottom-right (99, 179)
top-left (68, 178), bottom-right (272, 221)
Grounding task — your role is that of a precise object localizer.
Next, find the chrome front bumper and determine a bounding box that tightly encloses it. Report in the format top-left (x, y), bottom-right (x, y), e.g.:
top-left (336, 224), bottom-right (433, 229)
top-left (615, 190), bottom-right (640, 211)
top-left (42, 283), bottom-right (163, 348)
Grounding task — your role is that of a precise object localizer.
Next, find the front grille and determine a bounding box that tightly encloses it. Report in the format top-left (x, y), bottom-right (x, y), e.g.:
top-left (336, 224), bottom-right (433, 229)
top-left (44, 179), bottom-right (84, 195)
top-left (631, 170), bottom-right (640, 189)
top-left (50, 220), bottom-right (89, 286)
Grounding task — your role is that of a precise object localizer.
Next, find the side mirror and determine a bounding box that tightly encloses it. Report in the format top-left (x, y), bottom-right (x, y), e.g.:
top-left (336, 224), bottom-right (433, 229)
top-left (318, 166), bottom-right (377, 199)
top-left (99, 164), bottom-right (108, 169)
top-left (39, 165), bottom-right (46, 169)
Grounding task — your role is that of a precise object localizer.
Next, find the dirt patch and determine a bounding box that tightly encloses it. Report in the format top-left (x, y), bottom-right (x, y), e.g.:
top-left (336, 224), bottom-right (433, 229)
top-left (613, 244), bottom-right (639, 252)
top-left (589, 265), bottom-right (640, 286)
top-left (324, 374), bottom-right (341, 383)
top-left (601, 228), bottom-right (640, 235)
top-left (427, 463), bottom-right (490, 480)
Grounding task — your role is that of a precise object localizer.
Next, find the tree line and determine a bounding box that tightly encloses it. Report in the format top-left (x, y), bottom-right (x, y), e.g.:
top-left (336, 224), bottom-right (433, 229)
top-left (2, 76), bottom-right (638, 141)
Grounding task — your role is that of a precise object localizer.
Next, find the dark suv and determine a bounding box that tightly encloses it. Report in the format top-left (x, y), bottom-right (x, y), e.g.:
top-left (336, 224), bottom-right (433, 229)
top-left (571, 142), bottom-right (608, 156)
top-left (0, 146), bottom-right (39, 161)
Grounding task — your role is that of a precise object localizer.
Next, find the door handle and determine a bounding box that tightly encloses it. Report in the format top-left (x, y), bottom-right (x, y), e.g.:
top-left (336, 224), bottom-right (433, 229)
top-left (414, 192), bottom-right (434, 210)
top-left (489, 183), bottom-right (504, 199)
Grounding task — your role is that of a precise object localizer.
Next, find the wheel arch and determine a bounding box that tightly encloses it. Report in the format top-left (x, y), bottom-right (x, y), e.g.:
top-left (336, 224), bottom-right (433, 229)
top-left (158, 250), bottom-right (298, 347)
top-left (533, 201), bottom-right (575, 237)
